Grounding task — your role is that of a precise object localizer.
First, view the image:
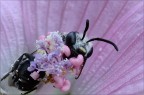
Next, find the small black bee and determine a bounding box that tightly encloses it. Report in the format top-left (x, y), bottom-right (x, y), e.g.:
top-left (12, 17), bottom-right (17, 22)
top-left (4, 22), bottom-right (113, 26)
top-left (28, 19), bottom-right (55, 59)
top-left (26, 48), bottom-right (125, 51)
top-left (0, 19), bottom-right (118, 95)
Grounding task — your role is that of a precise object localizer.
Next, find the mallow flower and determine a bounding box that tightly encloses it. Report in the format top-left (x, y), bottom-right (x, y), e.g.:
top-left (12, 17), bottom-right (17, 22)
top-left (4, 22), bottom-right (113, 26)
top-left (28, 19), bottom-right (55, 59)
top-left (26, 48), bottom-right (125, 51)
top-left (0, 0), bottom-right (143, 95)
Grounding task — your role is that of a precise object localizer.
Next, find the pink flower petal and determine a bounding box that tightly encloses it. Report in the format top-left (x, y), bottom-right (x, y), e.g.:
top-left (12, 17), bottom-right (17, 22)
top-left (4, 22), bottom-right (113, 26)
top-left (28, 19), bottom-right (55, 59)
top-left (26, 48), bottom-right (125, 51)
top-left (0, 0), bottom-right (143, 95)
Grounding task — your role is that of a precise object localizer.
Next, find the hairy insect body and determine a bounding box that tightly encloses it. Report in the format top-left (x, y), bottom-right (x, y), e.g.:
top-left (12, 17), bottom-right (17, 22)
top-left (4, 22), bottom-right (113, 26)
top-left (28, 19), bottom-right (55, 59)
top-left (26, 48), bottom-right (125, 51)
top-left (1, 20), bottom-right (118, 95)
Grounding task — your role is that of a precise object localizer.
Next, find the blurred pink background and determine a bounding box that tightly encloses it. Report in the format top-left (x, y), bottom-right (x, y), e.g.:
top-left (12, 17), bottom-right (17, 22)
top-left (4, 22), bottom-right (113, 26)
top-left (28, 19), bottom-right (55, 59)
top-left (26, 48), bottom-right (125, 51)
top-left (0, 0), bottom-right (143, 95)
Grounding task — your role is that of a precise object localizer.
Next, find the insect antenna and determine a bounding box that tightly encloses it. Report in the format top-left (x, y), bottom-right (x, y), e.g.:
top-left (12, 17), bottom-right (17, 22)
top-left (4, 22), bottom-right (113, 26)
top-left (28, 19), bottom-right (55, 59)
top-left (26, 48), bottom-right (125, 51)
top-left (81, 19), bottom-right (89, 40)
top-left (86, 38), bottom-right (118, 51)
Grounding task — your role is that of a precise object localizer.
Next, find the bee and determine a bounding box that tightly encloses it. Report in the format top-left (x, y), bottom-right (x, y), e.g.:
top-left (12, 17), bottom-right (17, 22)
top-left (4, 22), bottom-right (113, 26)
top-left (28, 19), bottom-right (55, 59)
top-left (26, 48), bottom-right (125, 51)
top-left (63, 19), bottom-right (118, 79)
top-left (0, 19), bottom-right (118, 95)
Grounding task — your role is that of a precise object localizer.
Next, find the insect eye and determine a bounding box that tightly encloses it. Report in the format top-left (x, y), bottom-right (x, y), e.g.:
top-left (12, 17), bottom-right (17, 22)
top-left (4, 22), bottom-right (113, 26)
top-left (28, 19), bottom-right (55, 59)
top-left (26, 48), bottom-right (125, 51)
top-left (86, 47), bottom-right (93, 58)
top-left (65, 32), bottom-right (76, 46)
top-left (77, 47), bottom-right (86, 55)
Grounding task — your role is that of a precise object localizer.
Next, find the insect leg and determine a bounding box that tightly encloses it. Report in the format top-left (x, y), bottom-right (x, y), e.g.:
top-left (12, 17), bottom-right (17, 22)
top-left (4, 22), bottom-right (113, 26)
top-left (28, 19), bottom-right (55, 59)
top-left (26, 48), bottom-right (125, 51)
top-left (0, 70), bottom-right (13, 81)
top-left (30, 50), bottom-right (37, 55)
top-left (75, 60), bottom-right (86, 79)
top-left (1, 53), bottom-right (30, 81)
top-left (75, 66), bottom-right (84, 79)
top-left (21, 87), bottom-right (37, 95)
